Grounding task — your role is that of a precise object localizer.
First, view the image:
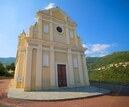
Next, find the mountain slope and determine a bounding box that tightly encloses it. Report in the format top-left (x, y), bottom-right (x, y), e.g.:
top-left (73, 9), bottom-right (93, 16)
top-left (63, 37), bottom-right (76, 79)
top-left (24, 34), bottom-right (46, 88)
top-left (86, 57), bottom-right (99, 65)
top-left (87, 51), bottom-right (129, 82)
top-left (0, 57), bottom-right (16, 64)
top-left (87, 51), bottom-right (129, 69)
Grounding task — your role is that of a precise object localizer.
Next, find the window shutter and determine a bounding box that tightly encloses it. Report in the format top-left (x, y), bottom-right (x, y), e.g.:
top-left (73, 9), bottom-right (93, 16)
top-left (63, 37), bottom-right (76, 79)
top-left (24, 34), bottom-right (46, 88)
top-left (70, 31), bottom-right (74, 39)
top-left (73, 57), bottom-right (78, 68)
top-left (43, 54), bottom-right (49, 67)
top-left (44, 24), bottom-right (48, 33)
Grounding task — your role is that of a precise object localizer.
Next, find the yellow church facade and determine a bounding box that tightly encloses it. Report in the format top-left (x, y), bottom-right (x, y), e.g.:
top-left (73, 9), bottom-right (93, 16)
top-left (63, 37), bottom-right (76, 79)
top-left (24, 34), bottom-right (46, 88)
top-left (14, 7), bottom-right (90, 91)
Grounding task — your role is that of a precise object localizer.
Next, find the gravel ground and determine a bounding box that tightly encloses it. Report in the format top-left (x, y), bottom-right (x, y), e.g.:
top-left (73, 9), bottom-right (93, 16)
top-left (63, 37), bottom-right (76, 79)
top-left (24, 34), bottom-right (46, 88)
top-left (0, 79), bottom-right (129, 107)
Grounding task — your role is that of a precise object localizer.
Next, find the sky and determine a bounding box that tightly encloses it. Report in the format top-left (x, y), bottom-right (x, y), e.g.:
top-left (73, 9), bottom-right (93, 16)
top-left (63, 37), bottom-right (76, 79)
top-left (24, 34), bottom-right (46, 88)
top-left (0, 0), bottom-right (129, 57)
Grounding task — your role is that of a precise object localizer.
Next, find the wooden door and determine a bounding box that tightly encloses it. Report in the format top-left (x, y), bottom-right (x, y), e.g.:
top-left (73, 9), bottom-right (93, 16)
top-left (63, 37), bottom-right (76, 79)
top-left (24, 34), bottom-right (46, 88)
top-left (57, 64), bottom-right (67, 87)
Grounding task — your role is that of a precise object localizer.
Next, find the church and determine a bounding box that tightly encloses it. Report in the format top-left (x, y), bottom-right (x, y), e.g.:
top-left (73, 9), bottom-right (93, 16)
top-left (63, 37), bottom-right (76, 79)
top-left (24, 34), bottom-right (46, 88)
top-left (14, 7), bottom-right (90, 91)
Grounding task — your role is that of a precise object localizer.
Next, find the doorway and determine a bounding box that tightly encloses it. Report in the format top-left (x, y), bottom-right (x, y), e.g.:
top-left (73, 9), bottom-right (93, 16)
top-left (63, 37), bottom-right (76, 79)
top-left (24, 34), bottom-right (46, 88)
top-left (57, 64), bottom-right (67, 87)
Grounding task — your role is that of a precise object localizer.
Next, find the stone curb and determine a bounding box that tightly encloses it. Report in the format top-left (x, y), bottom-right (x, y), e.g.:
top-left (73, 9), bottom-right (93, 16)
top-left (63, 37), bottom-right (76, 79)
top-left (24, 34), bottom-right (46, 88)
top-left (8, 86), bottom-right (111, 101)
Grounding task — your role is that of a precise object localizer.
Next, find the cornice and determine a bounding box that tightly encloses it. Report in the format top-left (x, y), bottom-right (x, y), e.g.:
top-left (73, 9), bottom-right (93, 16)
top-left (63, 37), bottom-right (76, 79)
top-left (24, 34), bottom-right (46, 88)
top-left (25, 37), bottom-right (85, 52)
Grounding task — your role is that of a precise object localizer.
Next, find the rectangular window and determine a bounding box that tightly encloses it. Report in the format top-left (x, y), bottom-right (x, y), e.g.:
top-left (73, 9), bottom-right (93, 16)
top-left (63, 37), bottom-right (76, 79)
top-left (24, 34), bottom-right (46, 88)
top-left (43, 54), bottom-right (49, 67)
top-left (70, 31), bottom-right (74, 39)
top-left (44, 24), bottom-right (48, 33)
top-left (73, 57), bottom-right (78, 68)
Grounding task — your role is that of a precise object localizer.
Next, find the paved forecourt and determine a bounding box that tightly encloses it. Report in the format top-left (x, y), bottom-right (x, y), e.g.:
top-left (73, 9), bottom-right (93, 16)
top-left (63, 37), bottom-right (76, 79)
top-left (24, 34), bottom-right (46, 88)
top-left (8, 86), bottom-right (110, 101)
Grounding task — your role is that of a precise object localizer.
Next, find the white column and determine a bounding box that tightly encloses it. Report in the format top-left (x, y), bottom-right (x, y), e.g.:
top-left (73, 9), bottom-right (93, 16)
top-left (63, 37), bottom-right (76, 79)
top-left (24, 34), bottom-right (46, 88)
top-left (74, 29), bottom-right (78, 46)
top-left (50, 22), bottom-right (53, 41)
top-left (50, 11), bottom-right (53, 41)
top-left (24, 46), bottom-right (32, 91)
top-left (38, 18), bottom-right (42, 39)
top-left (66, 24), bottom-right (70, 44)
top-left (28, 26), bottom-right (33, 37)
top-left (77, 53), bottom-right (84, 84)
top-left (50, 46), bottom-right (56, 87)
top-left (14, 62), bottom-right (18, 80)
top-left (68, 48), bottom-right (74, 86)
top-left (35, 45), bottom-right (42, 90)
top-left (14, 52), bottom-right (20, 81)
top-left (22, 51), bottom-right (26, 88)
top-left (83, 54), bottom-right (90, 86)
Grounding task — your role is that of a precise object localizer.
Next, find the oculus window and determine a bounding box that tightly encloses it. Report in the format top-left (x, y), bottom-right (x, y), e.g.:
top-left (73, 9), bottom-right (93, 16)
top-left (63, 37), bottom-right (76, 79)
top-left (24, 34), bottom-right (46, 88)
top-left (56, 26), bottom-right (63, 33)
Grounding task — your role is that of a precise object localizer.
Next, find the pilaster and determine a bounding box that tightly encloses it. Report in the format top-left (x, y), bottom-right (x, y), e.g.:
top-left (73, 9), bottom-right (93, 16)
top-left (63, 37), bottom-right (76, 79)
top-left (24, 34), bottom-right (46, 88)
top-left (83, 54), bottom-right (90, 86)
top-left (68, 48), bottom-right (75, 86)
top-left (14, 52), bottom-right (20, 81)
top-left (38, 18), bottom-right (42, 39)
top-left (77, 52), bottom-right (84, 84)
top-left (28, 26), bottom-right (33, 37)
top-left (35, 45), bottom-right (42, 90)
top-left (50, 46), bottom-right (56, 87)
top-left (50, 11), bottom-right (53, 41)
top-left (50, 22), bottom-right (53, 41)
top-left (24, 46), bottom-right (32, 91)
top-left (66, 24), bottom-right (70, 44)
top-left (74, 30), bottom-right (78, 46)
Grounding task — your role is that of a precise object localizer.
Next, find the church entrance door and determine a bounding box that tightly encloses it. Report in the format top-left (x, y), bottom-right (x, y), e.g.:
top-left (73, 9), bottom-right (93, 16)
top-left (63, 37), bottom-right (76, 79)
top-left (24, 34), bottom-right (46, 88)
top-left (57, 64), bottom-right (67, 87)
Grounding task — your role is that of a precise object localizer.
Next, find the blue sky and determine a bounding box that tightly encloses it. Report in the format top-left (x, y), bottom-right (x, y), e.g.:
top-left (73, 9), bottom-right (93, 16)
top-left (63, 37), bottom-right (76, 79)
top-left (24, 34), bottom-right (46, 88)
top-left (0, 0), bottom-right (129, 57)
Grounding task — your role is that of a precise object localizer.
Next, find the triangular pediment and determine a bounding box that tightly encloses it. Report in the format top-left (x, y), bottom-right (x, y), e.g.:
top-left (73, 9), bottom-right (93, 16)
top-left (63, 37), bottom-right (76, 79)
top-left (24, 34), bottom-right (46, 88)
top-left (38, 7), bottom-right (76, 24)
top-left (52, 8), bottom-right (66, 21)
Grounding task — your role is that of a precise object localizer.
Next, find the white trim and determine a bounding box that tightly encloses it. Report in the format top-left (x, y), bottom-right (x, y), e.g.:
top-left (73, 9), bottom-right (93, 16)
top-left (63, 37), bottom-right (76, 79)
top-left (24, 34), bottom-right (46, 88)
top-left (19, 46), bottom-right (83, 55)
top-left (56, 62), bottom-right (69, 87)
top-left (26, 38), bottom-right (86, 51)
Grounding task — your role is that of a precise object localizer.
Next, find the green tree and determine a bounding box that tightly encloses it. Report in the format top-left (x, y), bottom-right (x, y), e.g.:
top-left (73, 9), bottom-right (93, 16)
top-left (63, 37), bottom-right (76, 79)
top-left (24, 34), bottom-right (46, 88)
top-left (0, 62), bottom-right (6, 76)
top-left (9, 63), bottom-right (15, 71)
top-left (5, 63), bottom-right (15, 71)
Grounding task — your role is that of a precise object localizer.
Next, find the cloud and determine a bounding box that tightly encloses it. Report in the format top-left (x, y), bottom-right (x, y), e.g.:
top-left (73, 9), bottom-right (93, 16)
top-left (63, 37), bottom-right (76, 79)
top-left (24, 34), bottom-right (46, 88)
top-left (44, 3), bottom-right (55, 10)
top-left (92, 44), bottom-right (110, 52)
top-left (82, 44), bottom-right (87, 48)
top-left (83, 43), bottom-right (113, 57)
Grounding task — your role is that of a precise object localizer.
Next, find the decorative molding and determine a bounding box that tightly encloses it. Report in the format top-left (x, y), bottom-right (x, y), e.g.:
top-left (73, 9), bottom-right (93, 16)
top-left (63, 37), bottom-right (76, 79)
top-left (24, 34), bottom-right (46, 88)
top-left (25, 37), bottom-right (86, 52)
top-left (19, 45), bottom-right (84, 55)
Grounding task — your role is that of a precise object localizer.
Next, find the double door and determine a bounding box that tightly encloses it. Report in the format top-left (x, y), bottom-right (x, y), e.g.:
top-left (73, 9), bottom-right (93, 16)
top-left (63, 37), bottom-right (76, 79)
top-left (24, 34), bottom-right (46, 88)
top-left (57, 64), bottom-right (67, 87)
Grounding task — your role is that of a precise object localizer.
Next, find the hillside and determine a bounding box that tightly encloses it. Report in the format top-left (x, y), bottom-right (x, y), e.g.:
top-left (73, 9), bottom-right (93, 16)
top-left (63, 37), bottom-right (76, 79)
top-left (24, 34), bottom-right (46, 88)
top-left (87, 51), bottom-right (129, 69)
top-left (86, 57), bottom-right (99, 65)
top-left (87, 51), bottom-right (129, 82)
top-left (0, 57), bottom-right (15, 64)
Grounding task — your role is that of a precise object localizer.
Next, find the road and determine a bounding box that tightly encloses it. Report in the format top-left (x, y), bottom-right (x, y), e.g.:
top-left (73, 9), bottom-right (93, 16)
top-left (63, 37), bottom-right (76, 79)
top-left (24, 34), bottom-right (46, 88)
top-left (0, 79), bottom-right (129, 107)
